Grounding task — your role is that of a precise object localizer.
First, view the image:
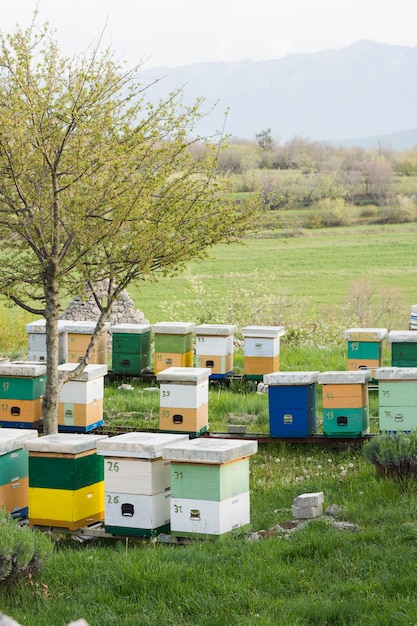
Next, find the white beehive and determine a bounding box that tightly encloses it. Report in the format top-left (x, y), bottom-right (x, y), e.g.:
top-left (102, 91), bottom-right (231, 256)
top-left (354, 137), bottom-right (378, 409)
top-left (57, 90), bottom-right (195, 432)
top-left (57, 363), bottom-right (107, 432)
top-left (96, 432), bottom-right (189, 537)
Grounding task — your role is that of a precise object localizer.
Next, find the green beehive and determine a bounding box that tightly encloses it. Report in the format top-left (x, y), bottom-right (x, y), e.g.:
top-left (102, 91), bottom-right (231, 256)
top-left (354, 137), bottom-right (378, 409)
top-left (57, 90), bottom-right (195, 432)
top-left (0, 363), bottom-right (46, 401)
top-left (29, 452), bottom-right (104, 490)
top-left (154, 332), bottom-right (194, 354)
top-left (347, 341), bottom-right (381, 360)
top-left (111, 324), bottom-right (151, 375)
top-left (389, 331), bottom-right (417, 367)
top-left (322, 407), bottom-right (369, 438)
top-left (376, 367), bottom-right (417, 433)
top-left (170, 457), bottom-right (250, 501)
top-left (0, 448), bottom-right (29, 486)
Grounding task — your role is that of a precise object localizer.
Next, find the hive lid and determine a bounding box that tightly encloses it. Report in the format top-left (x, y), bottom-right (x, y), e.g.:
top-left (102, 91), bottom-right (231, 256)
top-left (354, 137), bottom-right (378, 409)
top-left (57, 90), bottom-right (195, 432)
top-left (156, 367), bottom-right (211, 382)
top-left (151, 322), bottom-right (195, 334)
top-left (318, 370), bottom-right (371, 384)
top-left (58, 363), bottom-right (108, 381)
top-left (0, 362), bottom-right (47, 377)
top-left (162, 437), bottom-right (258, 464)
top-left (23, 433), bottom-right (108, 454)
top-left (25, 319), bottom-right (68, 334)
top-left (0, 429), bottom-right (38, 455)
top-left (195, 324), bottom-right (238, 336)
top-left (110, 323), bottom-right (151, 334)
top-left (375, 367), bottom-right (417, 381)
top-left (388, 330), bottom-right (417, 343)
top-left (344, 328), bottom-right (388, 341)
top-left (263, 371), bottom-right (320, 385)
top-left (66, 320), bottom-right (110, 334)
top-left (96, 432), bottom-right (189, 459)
top-left (241, 325), bottom-right (285, 338)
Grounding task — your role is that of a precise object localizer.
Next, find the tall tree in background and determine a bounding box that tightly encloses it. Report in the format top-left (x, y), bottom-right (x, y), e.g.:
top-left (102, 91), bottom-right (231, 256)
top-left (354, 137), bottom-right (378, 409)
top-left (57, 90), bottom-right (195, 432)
top-left (0, 19), bottom-right (260, 434)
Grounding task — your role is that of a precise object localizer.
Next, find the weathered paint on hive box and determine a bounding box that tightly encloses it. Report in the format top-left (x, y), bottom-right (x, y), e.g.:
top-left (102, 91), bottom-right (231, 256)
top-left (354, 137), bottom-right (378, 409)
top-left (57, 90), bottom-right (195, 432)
top-left (322, 407), bottom-right (369, 437)
top-left (321, 384), bottom-right (368, 409)
top-left (244, 355), bottom-right (280, 378)
top-left (28, 482), bottom-right (104, 529)
top-left (378, 405), bottom-right (417, 433)
top-left (154, 350), bottom-right (194, 373)
top-left (0, 398), bottom-right (43, 424)
top-left (103, 457), bottom-right (171, 495)
top-left (0, 477), bottom-right (29, 517)
top-left (170, 458), bottom-right (249, 501)
top-left (378, 381), bottom-right (417, 406)
top-left (159, 405), bottom-right (209, 435)
top-left (170, 492), bottom-right (250, 538)
top-left (0, 366), bottom-right (46, 401)
top-left (58, 399), bottom-right (103, 430)
top-left (347, 341), bottom-right (382, 360)
top-left (195, 353), bottom-right (233, 376)
top-left (0, 448), bottom-right (29, 486)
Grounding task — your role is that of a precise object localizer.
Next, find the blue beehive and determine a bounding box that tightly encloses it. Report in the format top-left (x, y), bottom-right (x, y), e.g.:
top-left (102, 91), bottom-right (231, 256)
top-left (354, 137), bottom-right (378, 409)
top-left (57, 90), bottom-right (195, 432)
top-left (264, 371), bottom-right (320, 438)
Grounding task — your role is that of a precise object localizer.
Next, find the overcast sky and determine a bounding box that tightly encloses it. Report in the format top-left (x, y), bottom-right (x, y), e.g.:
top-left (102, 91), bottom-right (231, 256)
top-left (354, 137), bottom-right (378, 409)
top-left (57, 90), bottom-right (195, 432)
top-left (1, 0), bottom-right (416, 69)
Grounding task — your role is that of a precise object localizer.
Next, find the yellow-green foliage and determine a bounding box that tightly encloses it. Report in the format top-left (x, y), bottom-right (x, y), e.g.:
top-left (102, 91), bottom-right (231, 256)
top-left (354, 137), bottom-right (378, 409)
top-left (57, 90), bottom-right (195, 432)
top-left (0, 301), bottom-right (32, 358)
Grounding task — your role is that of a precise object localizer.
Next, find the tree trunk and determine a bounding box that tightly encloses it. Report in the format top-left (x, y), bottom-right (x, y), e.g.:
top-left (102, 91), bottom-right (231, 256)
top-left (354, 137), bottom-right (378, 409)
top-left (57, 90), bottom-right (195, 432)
top-left (42, 267), bottom-right (61, 435)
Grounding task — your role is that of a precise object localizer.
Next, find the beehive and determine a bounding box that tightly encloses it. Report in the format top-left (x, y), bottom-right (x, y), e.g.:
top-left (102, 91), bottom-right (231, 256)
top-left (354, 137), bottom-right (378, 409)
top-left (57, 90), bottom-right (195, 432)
top-left (0, 429), bottom-right (38, 518)
top-left (0, 362), bottom-right (46, 428)
top-left (162, 438), bottom-right (258, 539)
top-left (264, 371), bottom-right (320, 438)
top-left (57, 363), bottom-right (107, 432)
top-left (152, 322), bottom-right (195, 374)
top-left (25, 319), bottom-right (69, 364)
top-left (195, 324), bottom-right (237, 379)
top-left (388, 331), bottom-right (417, 367)
top-left (375, 367), bottom-right (417, 433)
top-left (318, 370), bottom-right (371, 438)
top-left (96, 432), bottom-right (189, 537)
top-left (24, 433), bottom-right (107, 530)
top-left (66, 321), bottom-right (110, 365)
top-left (410, 305), bottom-right (417, 331)
top-left (344, 328), bottom-right (387, 378)
top-left (242, 326), bottom-right (285, 380)
top-left (111, 323), bottom-right (152, 375)
top-left (156, 367), bottom-right (210, 436)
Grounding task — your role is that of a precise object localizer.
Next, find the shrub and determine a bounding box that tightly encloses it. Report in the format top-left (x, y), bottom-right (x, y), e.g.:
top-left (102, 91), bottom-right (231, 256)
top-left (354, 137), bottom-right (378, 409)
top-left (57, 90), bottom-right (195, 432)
top-left (0, 510), bottom-right (53, 585)
top-left (363, 431), bottom-right (417, 484)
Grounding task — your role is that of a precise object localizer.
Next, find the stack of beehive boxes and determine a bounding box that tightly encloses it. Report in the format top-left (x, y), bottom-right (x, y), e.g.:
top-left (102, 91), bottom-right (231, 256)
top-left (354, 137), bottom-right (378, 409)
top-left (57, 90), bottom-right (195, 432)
top-left (0, 429), bottom-right (38, 518)
top-left (152, 322), bottom-right (194, 374)
top-left (156, 367), bottom-right (210, 436)
top-left (344, 328), bottom-right (387, 379)
top-left (162, 438), bottom-right (258, 539)
top-left (24, 433), bottom-right (107, 530)
top-left (66, 321), bottom-right (110, 365)
top-left (195, 324), bottom-right (237, 379)
top-left (318, 370), bottom-right (371, 438)
top-left (111, 323), bottom-right (152, 376)
top-left (388, 331), bottom-right (417, 367)
top-left (264, 371), bottom-right (320, 438)
top-left (0, 362), bottom-right (46, 428)
top-left (26, 319), bottom-right (69, 364)
top-left (242, 326), bottom-right (285, 381)
top-left (96, 432), bottom-right (189, 537)
top-left (57, 363), bottom-right (107, 432)
top-left (375, 367), bottom-right (417, 433)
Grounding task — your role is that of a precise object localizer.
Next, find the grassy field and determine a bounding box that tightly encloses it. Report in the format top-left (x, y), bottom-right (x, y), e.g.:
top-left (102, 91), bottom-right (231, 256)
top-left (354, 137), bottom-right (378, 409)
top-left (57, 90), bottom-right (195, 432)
top-left (1, 221), bottom-right (417, 625)
top-left (128, 222), bottom-right (417, 329)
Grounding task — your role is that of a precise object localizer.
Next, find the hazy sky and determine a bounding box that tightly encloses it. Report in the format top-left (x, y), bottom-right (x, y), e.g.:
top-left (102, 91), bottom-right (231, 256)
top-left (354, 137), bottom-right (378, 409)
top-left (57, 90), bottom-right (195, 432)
top-left (1, 0), bottom-right (416, 68)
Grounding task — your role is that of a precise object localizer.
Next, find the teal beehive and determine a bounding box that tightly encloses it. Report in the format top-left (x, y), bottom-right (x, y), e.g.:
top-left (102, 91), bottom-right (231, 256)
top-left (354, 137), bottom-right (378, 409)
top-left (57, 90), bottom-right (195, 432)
top-left (375, 367), bottom-right (417, 433)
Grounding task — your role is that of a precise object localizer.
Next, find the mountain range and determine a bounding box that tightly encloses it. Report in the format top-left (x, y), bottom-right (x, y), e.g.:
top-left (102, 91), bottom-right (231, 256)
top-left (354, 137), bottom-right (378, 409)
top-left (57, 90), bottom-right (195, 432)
top-left (140, 40), bottom-right (417, 149)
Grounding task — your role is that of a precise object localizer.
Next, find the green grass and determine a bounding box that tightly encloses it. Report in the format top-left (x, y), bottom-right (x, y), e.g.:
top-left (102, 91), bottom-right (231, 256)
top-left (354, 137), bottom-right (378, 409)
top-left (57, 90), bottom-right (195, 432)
top-left (130, 222), bottom-right (417, 326)
top-left (3, 444), bottom-right (417, 625)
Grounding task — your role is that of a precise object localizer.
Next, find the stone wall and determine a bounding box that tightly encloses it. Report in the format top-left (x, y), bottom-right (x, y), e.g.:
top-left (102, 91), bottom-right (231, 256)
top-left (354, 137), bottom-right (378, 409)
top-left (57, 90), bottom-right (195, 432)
top-left (60, 282), bottom-right (149, 351)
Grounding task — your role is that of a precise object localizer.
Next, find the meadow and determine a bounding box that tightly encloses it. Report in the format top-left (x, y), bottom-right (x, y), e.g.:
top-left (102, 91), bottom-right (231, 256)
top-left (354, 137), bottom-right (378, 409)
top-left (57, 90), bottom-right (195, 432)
top-left (1, 221), bottom-right (417, 625)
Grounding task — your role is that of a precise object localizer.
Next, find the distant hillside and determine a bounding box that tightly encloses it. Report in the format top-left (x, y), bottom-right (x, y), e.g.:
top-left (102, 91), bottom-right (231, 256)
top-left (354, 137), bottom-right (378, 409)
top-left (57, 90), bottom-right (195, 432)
top-left (140, 40), bottom-right (417, 148)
